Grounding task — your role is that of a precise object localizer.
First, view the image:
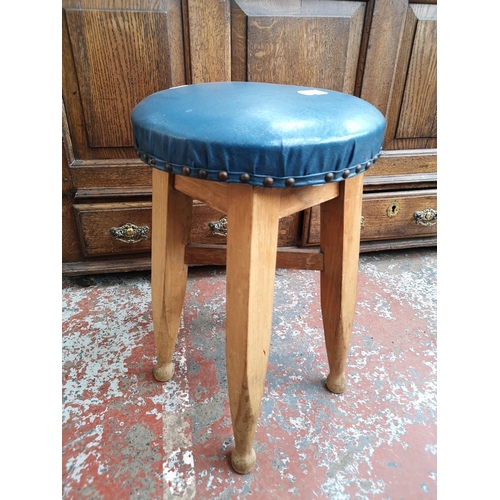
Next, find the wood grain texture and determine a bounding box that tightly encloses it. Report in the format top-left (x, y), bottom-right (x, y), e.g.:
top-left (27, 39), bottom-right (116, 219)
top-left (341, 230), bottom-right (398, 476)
top-left (184, 244), bottom-right (324, 270)
top-left (63, 0), bottom-right (185, 158)
top-left (63, 8), bottom-right (89, 160)
top-left (278, 183), bottom-right (339, 219)
top-left (320, 174), bottom-right (364, 394)
top-left (66, 10), bottom-right (175, 147)
top-left (187, 0), bottom-right (231, 82)
top-left (225, 184), bottom-right (282, 473)
top-left (363, 172), bottom-right (437, 191)
top-left (230, 0), bottom-right (247, 81)
top-left (360, 0), bottom-right (437, 182)
top-left (364, 149), bottom-right (437, 177)
top-left (64, 0), bottom-right (177, 9)
top-left (193, 204), bottom-right (302, 247)
top-left (305, 188), bottom-right (437, 245)
top-left (62, 256), bottom-right (153, 276)
top-left (239, 0), bottom-right (365, 91)
top-left (73, 202), bottom-right (153, 256)
top-left (61, 237), bottom-right (436, 276)
top-left (360, 0), bottom-right (407, 115)
top-left (71, 195), bottom-right (303, 259)
top-left (75, 186), bottom-right (153, 201)
top-left (396, 32), bottom-right (437, 137)
top-left (175, 176), bottom-right (228, 214)
top-left (63, 140), bottom-right (85, 262)
top-left (69, 160), bottom-right (152, 188)
top-left (151, 168), bottom-right (193, 382)
top-left (359, 189), bottom-right (437, 240)
top-left (392, 4), bottom-right (437, 143)
top-left (365, 0), bottom-right (437, 150)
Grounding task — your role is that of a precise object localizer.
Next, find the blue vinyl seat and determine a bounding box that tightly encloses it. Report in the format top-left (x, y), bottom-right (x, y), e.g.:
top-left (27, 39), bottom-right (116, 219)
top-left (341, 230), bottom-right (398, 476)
top-left (132, 82), bottom-right (385, 188)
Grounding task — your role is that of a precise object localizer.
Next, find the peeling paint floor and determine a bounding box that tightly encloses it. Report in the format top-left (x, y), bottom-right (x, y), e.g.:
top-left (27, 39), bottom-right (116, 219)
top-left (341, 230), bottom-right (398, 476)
top-left (62, 248), bottom-right (437, 499)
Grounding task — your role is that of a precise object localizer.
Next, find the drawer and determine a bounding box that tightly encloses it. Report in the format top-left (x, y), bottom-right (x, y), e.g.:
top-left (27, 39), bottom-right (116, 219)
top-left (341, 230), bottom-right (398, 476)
top-left (303, 189), bottom-right (437, 245)
top-left (74, 201), bottom-right (302, 257)
top-left (200, 207), bottom-right (301, 247)
top-left (73, 202), bottom-right (152, 257)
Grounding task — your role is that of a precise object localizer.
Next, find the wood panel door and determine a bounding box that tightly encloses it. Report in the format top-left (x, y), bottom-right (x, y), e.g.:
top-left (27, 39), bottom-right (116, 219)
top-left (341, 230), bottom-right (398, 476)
top-left (62, 0), bottom-right (185, 163)
top-left (385, 3), bottom-right (437, 151)
top-left (361, 0), bottom-right (437, 177)
top-left (230, 0), bottom-right (366, 94)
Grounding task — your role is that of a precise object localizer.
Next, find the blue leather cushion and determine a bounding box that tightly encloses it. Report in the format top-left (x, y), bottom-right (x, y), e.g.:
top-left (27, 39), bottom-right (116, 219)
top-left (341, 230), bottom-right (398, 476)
top-left (132, 82), bottom-right (386, 188)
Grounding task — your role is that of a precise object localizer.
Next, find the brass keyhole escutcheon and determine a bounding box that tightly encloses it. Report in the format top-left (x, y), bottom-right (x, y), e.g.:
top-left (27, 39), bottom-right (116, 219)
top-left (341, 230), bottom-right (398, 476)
top-left (387, 201), bottom-right (400, 218)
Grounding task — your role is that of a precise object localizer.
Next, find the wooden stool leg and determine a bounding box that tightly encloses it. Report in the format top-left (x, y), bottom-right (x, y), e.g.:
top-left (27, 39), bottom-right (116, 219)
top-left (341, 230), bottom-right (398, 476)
top-left (320, 174), bottom-right (364, 394)
top-left (226, 185), bottom-right (281, 474)
top-left (151, 169), bottom-right (193, 382)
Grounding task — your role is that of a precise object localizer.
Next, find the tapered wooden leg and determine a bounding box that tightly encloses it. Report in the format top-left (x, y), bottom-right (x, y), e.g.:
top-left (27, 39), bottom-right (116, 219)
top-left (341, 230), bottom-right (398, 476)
top-left (320, 174), bottom-right (364, 394)
top-left (226, 185), bottom-right (281, 474)
top-left (151, 169), bottom-right (193, 382)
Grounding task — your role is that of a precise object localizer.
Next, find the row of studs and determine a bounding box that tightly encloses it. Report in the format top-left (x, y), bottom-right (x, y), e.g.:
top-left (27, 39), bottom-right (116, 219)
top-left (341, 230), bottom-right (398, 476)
top-left (139, 150), bottom-right (381, 187)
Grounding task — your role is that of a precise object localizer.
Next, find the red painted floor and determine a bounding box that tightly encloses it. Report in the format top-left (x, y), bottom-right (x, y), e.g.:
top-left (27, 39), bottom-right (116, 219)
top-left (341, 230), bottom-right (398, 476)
top-left (62, 248), bottom-right (437, 499)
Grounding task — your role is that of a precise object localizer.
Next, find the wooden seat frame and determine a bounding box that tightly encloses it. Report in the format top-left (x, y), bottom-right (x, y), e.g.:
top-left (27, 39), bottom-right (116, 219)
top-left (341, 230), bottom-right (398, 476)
top-left (151, 168), bottom-right (364, 474)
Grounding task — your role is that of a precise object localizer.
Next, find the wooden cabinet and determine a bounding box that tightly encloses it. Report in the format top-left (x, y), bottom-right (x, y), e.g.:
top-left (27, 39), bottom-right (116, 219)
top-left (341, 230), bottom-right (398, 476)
top-left (62, 0), bottom-right (437, 276)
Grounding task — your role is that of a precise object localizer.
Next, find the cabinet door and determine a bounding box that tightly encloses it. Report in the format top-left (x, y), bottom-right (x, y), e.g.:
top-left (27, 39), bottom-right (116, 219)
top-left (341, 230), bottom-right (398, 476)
top-left (385, 3), bottom-right (437, 151)
top-left (361, 0), bottom-right (437, 176)
top-left (230, 0), bottom-right (366, 92)
top-left (62, 0), bottom-right (185, 163)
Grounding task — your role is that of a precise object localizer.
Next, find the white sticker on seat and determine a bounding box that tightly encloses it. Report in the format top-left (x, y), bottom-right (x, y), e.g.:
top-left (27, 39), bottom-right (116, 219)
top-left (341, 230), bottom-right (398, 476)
top-left (297, 89), bottom-right (328, 96)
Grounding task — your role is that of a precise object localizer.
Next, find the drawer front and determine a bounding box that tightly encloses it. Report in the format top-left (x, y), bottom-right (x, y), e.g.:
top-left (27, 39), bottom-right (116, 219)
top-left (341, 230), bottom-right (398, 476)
top-left (74, 201), bottom-right (301, 257)
top-left (304, 189), bottom-right (437, 245)
top-left (74, 202), bottom-right (153, 257)
top-left (201, 207), bottom-right (301, 247)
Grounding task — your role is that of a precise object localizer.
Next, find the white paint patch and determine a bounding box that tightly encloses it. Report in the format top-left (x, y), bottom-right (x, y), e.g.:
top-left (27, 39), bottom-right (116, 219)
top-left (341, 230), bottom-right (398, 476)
top-left (162, 324), bottom-right (196, 500)
top-left (297, 89), bottom-right (328, 96)
top-left (182, 450), bottom-right (194, 467)
top-left (145, 408), bottom-right (163, 420)
top-left (359, 254), bottom-right (437, 328)
top-left (64, 425), bottom-right (104, 497)
top-left (163, 448), bottom-right (196, 496)
top-left (425, 443), bottom-right (437, 455)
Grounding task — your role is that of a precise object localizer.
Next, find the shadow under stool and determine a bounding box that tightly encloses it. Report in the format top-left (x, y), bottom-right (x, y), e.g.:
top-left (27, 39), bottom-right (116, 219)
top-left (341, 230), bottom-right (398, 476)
top-left (131, 82), bottom-right (386, 474)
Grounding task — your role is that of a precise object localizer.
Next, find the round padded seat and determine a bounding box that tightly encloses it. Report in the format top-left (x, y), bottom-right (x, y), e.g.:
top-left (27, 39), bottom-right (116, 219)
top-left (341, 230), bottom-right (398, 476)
top-left (132, 82), bottom-right (386, 188)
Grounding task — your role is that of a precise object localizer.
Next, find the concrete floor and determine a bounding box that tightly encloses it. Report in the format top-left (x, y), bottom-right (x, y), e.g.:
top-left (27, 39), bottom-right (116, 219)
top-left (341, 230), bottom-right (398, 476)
top-left (62, 248), bottom-right (437, 499)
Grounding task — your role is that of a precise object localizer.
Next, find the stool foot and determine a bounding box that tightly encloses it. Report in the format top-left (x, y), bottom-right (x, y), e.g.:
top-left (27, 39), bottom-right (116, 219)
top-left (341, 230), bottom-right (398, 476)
top-left (326, 373), bottom-right (346, 394)
top-left (231, 448), bottom-right (256, 475)
top-left (153, 362), bottom-right (175, 382)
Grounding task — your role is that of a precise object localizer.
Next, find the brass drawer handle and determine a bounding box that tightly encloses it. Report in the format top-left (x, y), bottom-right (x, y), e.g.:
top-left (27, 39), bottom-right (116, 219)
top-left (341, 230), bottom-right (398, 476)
top-left (414, 208), bottom-right (437, 226)
top-left (208, 216), bottom-right (227, 237)
top-left (110, 222), bottom-right (149, 243)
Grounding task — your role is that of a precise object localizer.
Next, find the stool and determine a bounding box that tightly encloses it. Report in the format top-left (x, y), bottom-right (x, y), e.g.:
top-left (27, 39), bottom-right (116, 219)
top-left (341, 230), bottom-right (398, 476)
top-left (132, 82), bottom-right (385, 474)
